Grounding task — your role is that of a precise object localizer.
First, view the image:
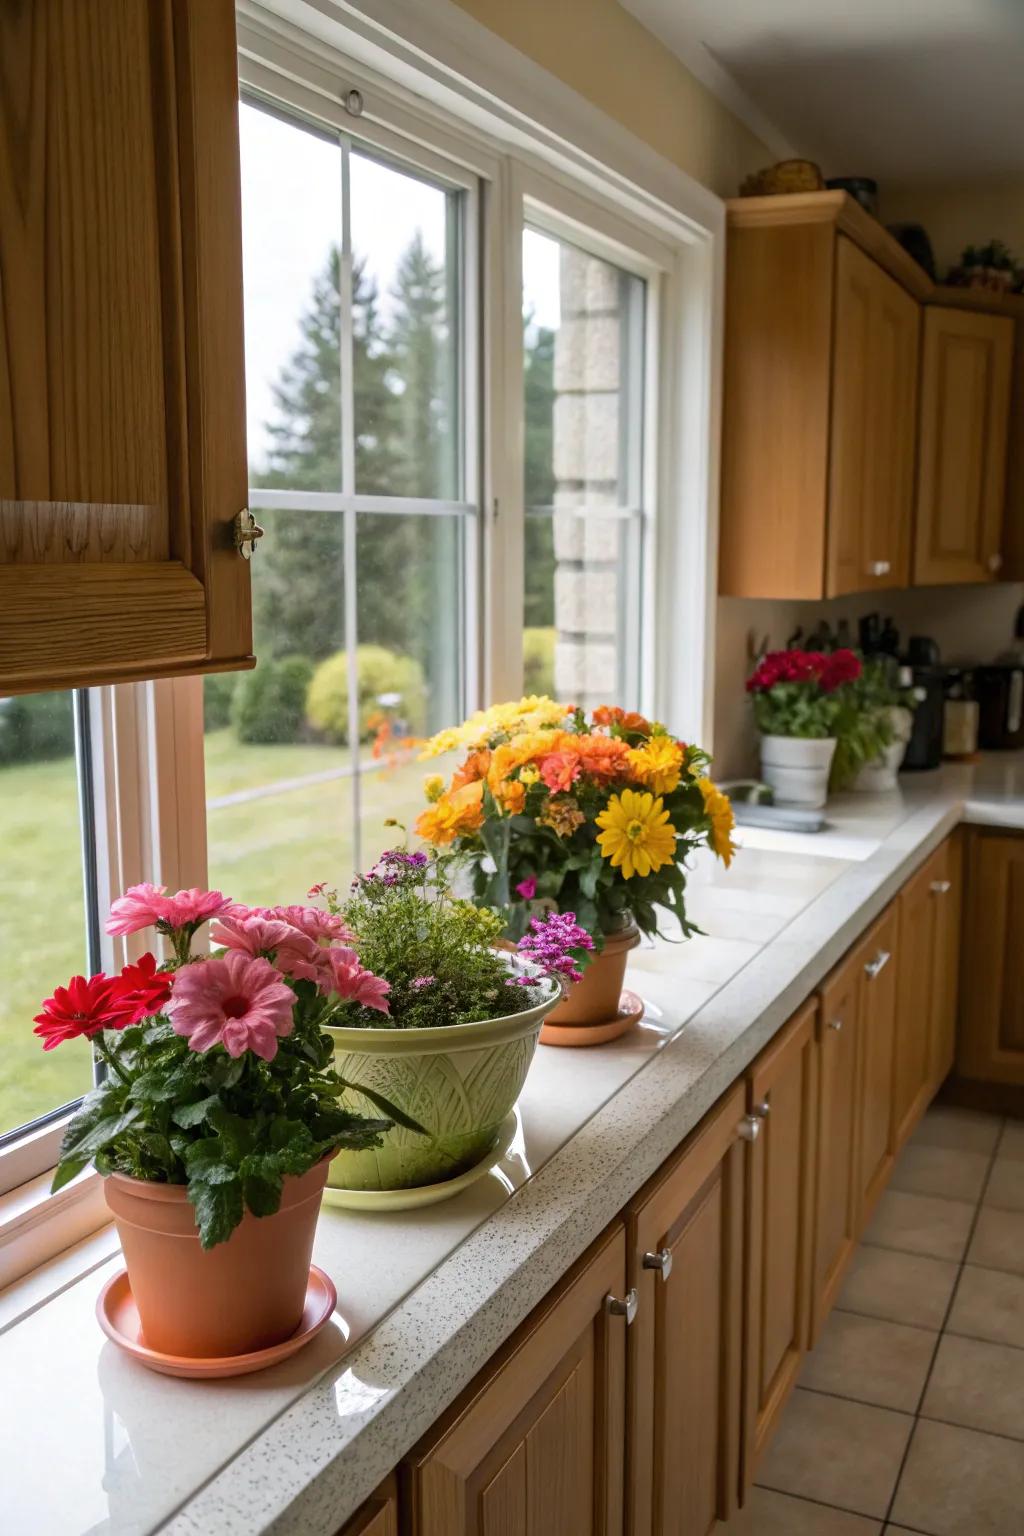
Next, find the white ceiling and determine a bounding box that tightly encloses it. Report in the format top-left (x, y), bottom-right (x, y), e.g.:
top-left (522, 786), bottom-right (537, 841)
top-left (621, 0), bottom-right (1024, 183)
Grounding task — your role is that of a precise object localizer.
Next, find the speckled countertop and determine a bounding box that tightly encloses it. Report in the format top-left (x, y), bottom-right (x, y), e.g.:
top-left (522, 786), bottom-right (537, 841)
top-left (2, 758), bottom-right (1023, 1536)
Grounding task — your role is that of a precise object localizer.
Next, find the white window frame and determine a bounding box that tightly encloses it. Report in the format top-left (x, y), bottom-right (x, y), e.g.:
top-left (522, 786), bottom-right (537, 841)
top-left (5, 0), bottom-right (724, 1283)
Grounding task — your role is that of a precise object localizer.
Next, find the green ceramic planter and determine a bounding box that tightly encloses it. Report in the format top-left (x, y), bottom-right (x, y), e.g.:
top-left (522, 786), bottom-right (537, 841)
top-left (325, 976), bottom-right (559, 1192)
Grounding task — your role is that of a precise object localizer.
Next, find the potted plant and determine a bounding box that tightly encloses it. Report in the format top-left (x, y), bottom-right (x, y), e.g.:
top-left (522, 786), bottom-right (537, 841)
top-left (414, 698), bottom-right (736, 1042)
top-left (831, 656), bottom-right (916, 793)
top-left (39, 884), bottom-right (410, 1363)
top-left (746, 649), bottom-right (862, 808)
top-left (312, 849), bottom-right (566, 1195)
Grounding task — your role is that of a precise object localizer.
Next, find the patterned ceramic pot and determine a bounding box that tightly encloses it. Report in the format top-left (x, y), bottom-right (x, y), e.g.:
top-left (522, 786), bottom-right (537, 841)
top-left (324, 973), bottom-right (560, 1192)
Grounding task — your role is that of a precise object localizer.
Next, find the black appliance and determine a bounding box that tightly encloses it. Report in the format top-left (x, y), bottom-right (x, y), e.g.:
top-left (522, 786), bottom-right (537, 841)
top-left (974, 665), bottom-right (1024, 750)
top-left (902, 638), bottom-right (945, 770)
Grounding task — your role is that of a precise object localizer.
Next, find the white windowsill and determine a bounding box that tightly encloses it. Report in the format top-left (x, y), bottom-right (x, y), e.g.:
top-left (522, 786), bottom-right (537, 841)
top-left (0, 1165), bottom-right (111, 1295)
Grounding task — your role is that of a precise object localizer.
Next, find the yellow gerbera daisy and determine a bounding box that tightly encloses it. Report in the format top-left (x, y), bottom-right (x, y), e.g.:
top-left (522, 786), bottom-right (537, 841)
top-left (627, 737), bottom-right (683, 796)
top-left (423, 773), bottom-right (446, 803)
top-left (595, 789), bottom-right (677, 880)
top-left (698, 776), bottom-right (736, 868)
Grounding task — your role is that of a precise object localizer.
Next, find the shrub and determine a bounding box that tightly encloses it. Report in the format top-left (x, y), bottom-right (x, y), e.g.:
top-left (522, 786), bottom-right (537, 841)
top-left (231, 656), bottom-right (314, 745)
top-left (0, 693), bottom-right (76, 766)
top-left (306, 645), bottom-right (426, 744)
top-left (203, 672), bottom-right (238, 733)
top-left (524, 626), bottom-right (556, 697)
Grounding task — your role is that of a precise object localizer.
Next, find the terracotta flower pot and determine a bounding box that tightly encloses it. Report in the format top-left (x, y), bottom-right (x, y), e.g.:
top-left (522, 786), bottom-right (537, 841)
top-left (540, 921), bottom-right (641, 1042)
top-left (103, 1156), bottom-right (331, 1359)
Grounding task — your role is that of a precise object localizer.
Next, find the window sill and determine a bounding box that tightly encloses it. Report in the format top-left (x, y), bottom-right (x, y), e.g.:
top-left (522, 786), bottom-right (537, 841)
top-left (0, 1165), bottom-right (110, 1294)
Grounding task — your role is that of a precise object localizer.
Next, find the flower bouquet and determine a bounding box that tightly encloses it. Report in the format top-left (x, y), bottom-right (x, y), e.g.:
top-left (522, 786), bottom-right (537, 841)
top-left (746, 649), bottom-right (862, 808)
top-left (414, 697), bottom-right (736, 1040)
top-left (39, 883), bottom-right (414, 1364)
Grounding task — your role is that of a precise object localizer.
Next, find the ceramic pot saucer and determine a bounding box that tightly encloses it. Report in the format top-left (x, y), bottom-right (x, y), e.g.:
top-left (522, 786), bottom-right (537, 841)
top-left (96, 1264), bottom-right (337, 1379)
top-left (539, 988), bottom-right (645, 1048)
top-left (322, 1110), bottom-right (519, 1213)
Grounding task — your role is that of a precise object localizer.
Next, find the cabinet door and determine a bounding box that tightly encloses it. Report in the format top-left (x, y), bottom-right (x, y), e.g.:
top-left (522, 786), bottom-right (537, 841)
top-left (336, 1476), bottom-right (398, 1536)
top-left (854, 905), bottom-right (899, 1225)
top-left (405, 1224), bottom-right (626, 1536)
top-left (626, 1082), bottom-right (746, 1536)
top-left (893, 860), bottom-right (939, 1148)
top-left (827, 238), bottom-right (918, 596)
top-left (928, 834), bottom-right (963, 1090)
top-left (811, 952), bottom-right (861, 1343)
top-left (913, 306), bottom-right (1014, 585)
top-left (959, 831), bottom-right (1024, 1086)
top-left (0, 0), bottom-right (251, 690)
top-left (744, 999), bottom-right (818, 1482)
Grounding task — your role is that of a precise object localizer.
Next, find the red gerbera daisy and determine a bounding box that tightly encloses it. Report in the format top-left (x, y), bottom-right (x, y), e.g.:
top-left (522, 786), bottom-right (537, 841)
top-left (33, 974), bottom-right (140, 1052)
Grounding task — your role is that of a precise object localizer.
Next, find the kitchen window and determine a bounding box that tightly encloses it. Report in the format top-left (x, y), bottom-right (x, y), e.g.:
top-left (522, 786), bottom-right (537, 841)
top-left (203, 99), bottom-right (477, 900)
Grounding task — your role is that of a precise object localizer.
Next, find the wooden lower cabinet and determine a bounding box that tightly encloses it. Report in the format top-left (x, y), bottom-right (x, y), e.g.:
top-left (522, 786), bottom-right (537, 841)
top-left (336, 1475), bottom-right (398, 1536)
top-left (852, 905), bottom-right (899, 1225)
top-left (626, 1082), bottom-right (747, 1536)
top-left (403, 1223), bottom-right (627, 1536)
top-left (742, 998), bottom-right (818, 1484)
top-left (894, 837), bottom-right (964, 1144)
top-left (959, 829), bottom-right (1024, 1086)
top-left (811, 949), bottom-right (861, 1341)
top-left (929, 834), bottom-right (963, 1089)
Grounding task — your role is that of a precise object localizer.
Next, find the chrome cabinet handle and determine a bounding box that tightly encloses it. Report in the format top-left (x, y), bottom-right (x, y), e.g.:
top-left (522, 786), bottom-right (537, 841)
top-left (737, 1115), bottom-right (761, 1142)
top-left (643, 1248), bottom-right (673, 1280)
top-left (930, 879), bottom-right (952, 895)
top-left (607, 1288), bottom-right (639, 1324)
top-left (867, 559), bottom-right (891, 577)
top-left (864, 950), bottom-right (891, 979)
top-left (752, 1100), bottom-right (770, 1118)
top-left (827, 1018), bottom-right (843, 1032)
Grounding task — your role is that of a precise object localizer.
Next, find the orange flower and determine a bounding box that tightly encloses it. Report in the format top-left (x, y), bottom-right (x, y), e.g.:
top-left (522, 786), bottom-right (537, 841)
top-left (487, 731), bottom-right (568, 795)
top-left (451, 747), bottom-right (491, 792)
top-left (592, 705), bottom-right (651, 735)
top-left (539, 750), bottom-right (582, 793)
top-left (415, 781), bottom-right (484, 845)
top-left (496, 779), bottom-right (526, 815)
top-left (574, 734), bottom-right (632, 780)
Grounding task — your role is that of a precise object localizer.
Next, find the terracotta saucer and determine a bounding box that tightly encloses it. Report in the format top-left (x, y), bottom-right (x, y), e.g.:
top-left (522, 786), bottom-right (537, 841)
top-left (539, 989), bottom-right (646, 1048)
top-left (96, 1264), bottom-right (337, 1379)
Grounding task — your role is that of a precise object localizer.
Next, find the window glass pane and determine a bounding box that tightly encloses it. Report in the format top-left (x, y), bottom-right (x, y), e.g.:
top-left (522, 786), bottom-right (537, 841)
top-left (522, 227), bottom-right (645, 711)
top-left (204, 511), bottom-right (350, 906)
top-left (350, 152), bottom-right (460, 500)
top-left (241, 103), bottom-right (343, 492)
top-left (0, 692), bottom-right (92, 1136)
top-left (355, 512), bottom-right (463, 865)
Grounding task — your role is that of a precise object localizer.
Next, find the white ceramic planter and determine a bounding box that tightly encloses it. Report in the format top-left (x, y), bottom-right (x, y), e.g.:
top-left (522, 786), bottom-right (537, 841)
top-left (760, 734), bottom-right (836, 809)
top-left (852, 707), bottom-right (913, 793)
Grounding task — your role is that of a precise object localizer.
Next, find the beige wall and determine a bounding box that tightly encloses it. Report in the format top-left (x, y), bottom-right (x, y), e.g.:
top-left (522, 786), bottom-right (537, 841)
top-left (882, 179), bottom-right (1024, 275)
top-left (448, 0), bottom-right (772, 198)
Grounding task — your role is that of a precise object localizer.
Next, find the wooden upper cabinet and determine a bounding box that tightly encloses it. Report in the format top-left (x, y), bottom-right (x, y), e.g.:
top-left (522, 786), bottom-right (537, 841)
top-left (404, 1223), bottom-right (626, 1536)
top-left (828, 238), bottom-right (919, 596)
top-left (743, 998), bottom-right (817, 1485)
top-left (959, 830), bottom-right (1024, 1088)
top-left (0, 0), bottom-right (251, 692)
top-left (626, 1081), bottom-right (746, 1536)
top-left (913, 306), bottom-right (1014, 585)
top-left (720, 196), bottom-right (922, 601)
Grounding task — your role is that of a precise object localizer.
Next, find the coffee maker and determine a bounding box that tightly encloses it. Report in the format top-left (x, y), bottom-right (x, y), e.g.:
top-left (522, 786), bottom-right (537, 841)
top-left (901, 637), bottom-right (945, 771)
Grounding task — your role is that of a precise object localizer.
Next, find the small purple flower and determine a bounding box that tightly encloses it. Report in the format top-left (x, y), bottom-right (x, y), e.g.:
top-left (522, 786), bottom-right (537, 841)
top-left (516, 910), bottom-right (595, 986)
top-left (515, 876), bottom-right (538, 901)
top-left (411, 975), bottom-right (436, 989)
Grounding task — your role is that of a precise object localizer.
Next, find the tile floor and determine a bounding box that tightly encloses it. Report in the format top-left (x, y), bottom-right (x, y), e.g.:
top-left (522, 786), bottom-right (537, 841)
top-left (726, 1103), bottom-right (1024, 1535)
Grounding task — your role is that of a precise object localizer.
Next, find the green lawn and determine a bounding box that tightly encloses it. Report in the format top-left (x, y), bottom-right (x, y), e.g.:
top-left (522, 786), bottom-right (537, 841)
top-left (0, 733), bottom-right (435, 1136)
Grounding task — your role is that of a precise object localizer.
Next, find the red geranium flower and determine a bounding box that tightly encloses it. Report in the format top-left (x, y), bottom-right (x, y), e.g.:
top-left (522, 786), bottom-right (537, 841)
top-left (820, 648), bottom-right (862, 692)
top-left (33, 973), bottom-right (141, 1052)
top-left (113, 952), bottom-right (172, 1022)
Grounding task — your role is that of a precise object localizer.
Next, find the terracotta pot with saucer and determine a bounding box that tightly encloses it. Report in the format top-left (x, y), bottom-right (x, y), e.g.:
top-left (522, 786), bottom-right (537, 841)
top-left (540, 921), bottom-right (643, 1046)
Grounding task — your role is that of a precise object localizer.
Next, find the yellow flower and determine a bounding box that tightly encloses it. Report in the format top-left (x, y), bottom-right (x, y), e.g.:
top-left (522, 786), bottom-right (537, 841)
top-left (418, 697), bottom-right (569, 759)
top-left (519, 764), bottom-right (540, 786)
top-left (419, 727), bottom-right (462, 760)
top-left (595, 789), bottom-right (677, 880)
top-left (698, 777), bottom-right (736, 868)
top-left (627, 738), bottom-right (683, 796)
top-left (423, 773), bottom-right (446, 803)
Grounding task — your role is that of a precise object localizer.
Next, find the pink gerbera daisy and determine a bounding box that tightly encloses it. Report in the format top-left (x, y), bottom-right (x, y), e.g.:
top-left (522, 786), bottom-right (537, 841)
top-left (319, 948), bottom-right (391, 1014)
top-left (165, 951), bottom-right (296, 1061)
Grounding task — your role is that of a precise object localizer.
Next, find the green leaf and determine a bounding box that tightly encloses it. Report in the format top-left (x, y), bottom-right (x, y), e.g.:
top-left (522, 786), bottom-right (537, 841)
top-left (243, 1170), bottom-right (283, 1218)
top-left (206, 1104), bottom-right (255, 1158)
top-left (183, 1138), bottom-right (238, 1183)
top-left (172, 1094), bottom-right (222, 1130)
top-left (189, 1177), bottom-right (243, 1249)
top-left (335, 1077), bottom-right (426, 1134)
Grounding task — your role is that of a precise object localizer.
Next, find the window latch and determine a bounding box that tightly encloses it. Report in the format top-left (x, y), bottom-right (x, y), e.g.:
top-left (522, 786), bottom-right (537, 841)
top-left (234, 509), bottom-right (265, 560)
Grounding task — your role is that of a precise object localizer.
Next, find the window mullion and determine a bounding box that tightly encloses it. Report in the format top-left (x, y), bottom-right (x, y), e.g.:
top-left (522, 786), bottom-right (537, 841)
top-left (339, 134), bottom-right (362, 876)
